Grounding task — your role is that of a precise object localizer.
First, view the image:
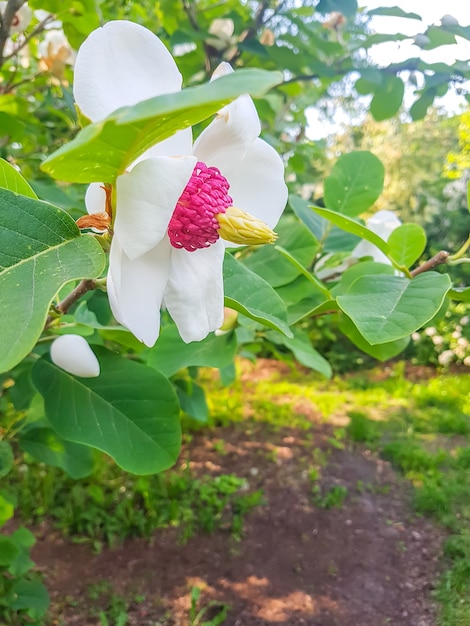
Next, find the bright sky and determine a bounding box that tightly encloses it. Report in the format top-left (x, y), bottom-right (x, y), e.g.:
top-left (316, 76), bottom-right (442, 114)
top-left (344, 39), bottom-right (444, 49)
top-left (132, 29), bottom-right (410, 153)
top-left (306, 0), bottom-right (470, 139)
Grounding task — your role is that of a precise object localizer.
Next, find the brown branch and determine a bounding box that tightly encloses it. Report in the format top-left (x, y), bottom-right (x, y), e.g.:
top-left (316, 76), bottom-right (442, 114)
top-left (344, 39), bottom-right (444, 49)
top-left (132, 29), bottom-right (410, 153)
top-left (0, 0), bottom-right (26, 68)
top-left (55, 279), bottom-right (97, 314)
top-left (410, 251), bottom-right (449, 277)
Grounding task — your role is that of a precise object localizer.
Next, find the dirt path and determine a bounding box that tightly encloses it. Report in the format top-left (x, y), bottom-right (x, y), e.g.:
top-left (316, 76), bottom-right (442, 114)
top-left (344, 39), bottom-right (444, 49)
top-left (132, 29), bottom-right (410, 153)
top-left (34, 413), bottom-right (444, 626)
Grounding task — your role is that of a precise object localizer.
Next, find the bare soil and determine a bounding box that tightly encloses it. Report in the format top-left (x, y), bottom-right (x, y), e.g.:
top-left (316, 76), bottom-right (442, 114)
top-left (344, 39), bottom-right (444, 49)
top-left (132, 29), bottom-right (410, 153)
top-left (32, 361), bottom-right (444, 626)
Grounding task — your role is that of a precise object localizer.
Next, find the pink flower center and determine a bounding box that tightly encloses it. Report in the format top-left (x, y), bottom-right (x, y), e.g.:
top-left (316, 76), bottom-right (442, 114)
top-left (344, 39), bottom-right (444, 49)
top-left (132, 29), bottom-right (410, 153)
top-left (168, 161), bottom-right (232, 252)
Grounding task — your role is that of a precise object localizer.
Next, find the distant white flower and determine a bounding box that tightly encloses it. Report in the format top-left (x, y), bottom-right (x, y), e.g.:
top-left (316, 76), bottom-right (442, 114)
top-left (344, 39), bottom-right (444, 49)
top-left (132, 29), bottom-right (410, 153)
top-left (0, 1), bottom-right (32, 34)
top-left (414, 34), bottom-right (431, 48)
top-left (352, 210), bottom-right (401, 265)
top-left (50, 335), bottom-right (100, 377)
top-left (424, 327), bottom-right (437, 337)
top-left (74, 20), bottom-right (287, 347)
top-left (438, 349), bottom-right (454, 367)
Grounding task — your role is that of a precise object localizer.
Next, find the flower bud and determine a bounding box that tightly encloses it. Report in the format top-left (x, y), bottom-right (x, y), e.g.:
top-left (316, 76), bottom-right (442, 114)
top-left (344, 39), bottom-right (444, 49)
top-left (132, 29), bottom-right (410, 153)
top-left (441, 14), bottom-right (459, 27)
top-left (216, 207), bottom-right (277, 246)
top-left (50, 335), bottom-right (100, 377)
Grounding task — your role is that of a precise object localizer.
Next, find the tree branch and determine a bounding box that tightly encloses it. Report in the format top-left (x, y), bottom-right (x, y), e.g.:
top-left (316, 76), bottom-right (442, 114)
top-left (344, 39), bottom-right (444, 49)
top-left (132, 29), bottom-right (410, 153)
top-left (0, 0), bottom-right (26, 68)
top-left (410, 251), bottom-right (449, 277)
top-left (55, 279), bottom-right (97, 314)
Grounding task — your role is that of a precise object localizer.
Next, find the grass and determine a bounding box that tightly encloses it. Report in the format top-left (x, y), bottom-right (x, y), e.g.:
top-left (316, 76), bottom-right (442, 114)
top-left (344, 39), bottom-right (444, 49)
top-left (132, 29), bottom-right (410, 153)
top-left (8, 460), bottom-right (263, 550)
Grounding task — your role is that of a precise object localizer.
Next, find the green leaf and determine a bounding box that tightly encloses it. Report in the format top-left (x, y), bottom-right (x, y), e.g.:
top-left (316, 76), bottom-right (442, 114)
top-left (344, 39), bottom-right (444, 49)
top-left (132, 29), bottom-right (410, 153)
top-left (243, 217), bottom-right (318, 287)
top-left (0, 189), bottom-right (105, 373)
top-left (316, 0), bottom-right (358, 18)
top-left (0, 158), bottom-right (37, 198)
top-left (19, 427), bottom-right (95, 479)
top-left (410, 89), bottom-right (436, 121)
top-left (42, 69), bottom-right (283, 183)
top-left (0, 536), bottom-right (20, 566)
top-left (0, 440), bottom-right (14, 478)
top-left (370, 75), bottom-right (405, 121)
top-left (323, 152), bottom-right (385, 216)
top-left (8, 528), bottom-right (36, 577)
top-left (368, 6), bottom-right (421, 20)
top-left (312, 206), bottom-right (393, 260)
top-left (31, 347), bottom-right (181, 475)
top-left (11, 579), bottom-right (49, 613)
top-left (331, 261), bottom-right (394, 296)
top-left (337, 272), bottom-right (451, 344)
top-left (0, 490), bottom-right (16, 527)
top-left (268, 328), bottom-right (332, 378)
top-left (147, 324), bottom-right (237, 378)
top-left (387, 224), bottom-right (427, 268)
top-left (175, 380), bottom-right (209, 423)
top-left (289, 194), bottom-right (325, 240)
top-left (423, 26), bottom-right (457, 50)
top-left (224, 254), bottom-right (292, 337)
top-left (449, 287), bottom-right (470, 303)
top-left (339, 313), bottom-right (410, 361)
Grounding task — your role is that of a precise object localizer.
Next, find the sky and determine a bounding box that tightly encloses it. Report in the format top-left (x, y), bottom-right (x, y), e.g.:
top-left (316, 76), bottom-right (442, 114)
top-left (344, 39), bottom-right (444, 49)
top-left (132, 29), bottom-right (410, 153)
top-left (306, 0), bottom-right (470, 138)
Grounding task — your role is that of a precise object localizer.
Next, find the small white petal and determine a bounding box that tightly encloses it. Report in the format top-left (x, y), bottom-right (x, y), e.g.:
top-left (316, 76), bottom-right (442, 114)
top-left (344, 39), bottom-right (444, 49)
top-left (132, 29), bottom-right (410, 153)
top-left (193, 65), bottom-right (261, 163)
top-left (115, 155), bottom-right (197, 260)
top-left (74, 20), bottom-right (183, 122)
top-left (108, 238), bottom-right (172, 346)
top-left (164, 240), bottom-right (225, 343)
top-left (50, 335), bottom-right (100, 377)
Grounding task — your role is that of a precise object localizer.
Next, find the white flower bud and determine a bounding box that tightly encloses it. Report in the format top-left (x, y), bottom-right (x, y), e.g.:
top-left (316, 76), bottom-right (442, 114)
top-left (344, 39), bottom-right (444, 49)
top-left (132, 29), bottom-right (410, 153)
top-left (50, 335), bottom-right (100, 377)
top-left (438, 349), bottom-right (454, 366)
top-left (414, 34), bottom-right (431, 48)
top-left (441, 14), bottom-right (459, 27)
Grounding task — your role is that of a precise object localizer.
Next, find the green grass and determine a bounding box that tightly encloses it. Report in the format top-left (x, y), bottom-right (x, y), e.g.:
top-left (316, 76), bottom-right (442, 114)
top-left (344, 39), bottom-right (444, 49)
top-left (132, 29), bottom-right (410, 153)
top-left (9, 460), bottom-right (263, 550)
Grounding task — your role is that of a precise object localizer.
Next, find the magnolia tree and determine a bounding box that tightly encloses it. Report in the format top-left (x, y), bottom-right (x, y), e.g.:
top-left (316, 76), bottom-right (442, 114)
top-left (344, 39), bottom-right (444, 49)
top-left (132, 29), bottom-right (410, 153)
top-left (0, 0), bottom-right (470, 621)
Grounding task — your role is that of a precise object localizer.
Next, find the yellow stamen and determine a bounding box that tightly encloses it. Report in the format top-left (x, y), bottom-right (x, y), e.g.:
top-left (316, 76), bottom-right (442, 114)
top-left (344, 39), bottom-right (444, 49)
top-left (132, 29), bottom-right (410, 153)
top-left (216, 207), bottom-right (277, 246)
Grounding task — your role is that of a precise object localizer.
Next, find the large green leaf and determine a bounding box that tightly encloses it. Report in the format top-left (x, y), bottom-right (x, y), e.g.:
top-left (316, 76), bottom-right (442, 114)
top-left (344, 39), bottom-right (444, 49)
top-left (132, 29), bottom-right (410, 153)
top-left (367, 6), bottom-right (421, 20)
top-left (19, 427), bottom-right (95, 479)
top-left (0, 189), bottom-right (105, 373)
top-left (223, 254), bottom-right (292, 337)
top-left (0, 158), bottom-right (37, 198)
top-left (339, 313), bottom-right (410, 361)
top-left (370, 75), bottom-right (405, 121)
top-left (31, 347), bottom-right (181, 475)
top-left (288, 193), bottom-right (326, 241)
top-left (11, 579), bottom-right (49, 613)
top-left (323, 151), bottom-right (385, 217)
top-left (147, 324), bottom-right (237, 377)
top-left (337, 272), bottom-right (451, 344)
top-left (41, 69), bottom-right (282, 183)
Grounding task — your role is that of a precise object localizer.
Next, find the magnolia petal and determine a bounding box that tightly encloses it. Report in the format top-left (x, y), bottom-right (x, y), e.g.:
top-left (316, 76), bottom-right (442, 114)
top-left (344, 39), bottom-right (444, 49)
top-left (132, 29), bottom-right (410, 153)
top-left (50, 335), bottom-right (100, 377)
top-left (85, 182), bottom-right (106, 215)
top-left (108, 238), bottom-right (171, 347)
top-left (193, 64), bottom-right (261, 163)
top-left (74, 20), bottom-right (183, 122)
top-left (115, 155), bottom-right (197, 260)
top-left (352, 210), bottom-right (401, 265)
top-left (205, 137), bottom-right (287, 233)
top-left (164, 240), bottom-right (225, 343)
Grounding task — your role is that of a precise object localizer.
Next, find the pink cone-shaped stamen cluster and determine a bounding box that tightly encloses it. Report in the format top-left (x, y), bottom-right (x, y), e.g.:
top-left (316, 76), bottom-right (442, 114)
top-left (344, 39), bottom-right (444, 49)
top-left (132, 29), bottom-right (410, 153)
top-left (168, 161), bottom-right (232, 252)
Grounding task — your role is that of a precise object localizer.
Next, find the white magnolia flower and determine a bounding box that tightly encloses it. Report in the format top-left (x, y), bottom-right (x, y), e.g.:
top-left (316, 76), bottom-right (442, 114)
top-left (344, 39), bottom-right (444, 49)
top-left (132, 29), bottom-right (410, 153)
top-left (74, 20), bottom-right (287, 347)
top-left (0, 1), bottom-right (32, 34)
top-left (50, 335), bottom-right (100, 377)
top-left (352, 210), bottom-right (401, 265)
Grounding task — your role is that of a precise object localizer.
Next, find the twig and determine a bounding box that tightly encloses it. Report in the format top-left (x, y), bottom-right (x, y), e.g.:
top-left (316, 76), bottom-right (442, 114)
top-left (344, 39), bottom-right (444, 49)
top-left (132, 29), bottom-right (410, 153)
top-left (410, 251), bottom-right (449, 277)
top-left (0, 0), bottom-right (26, 68)
top-left (55, 279), bottom-right (97, 314)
